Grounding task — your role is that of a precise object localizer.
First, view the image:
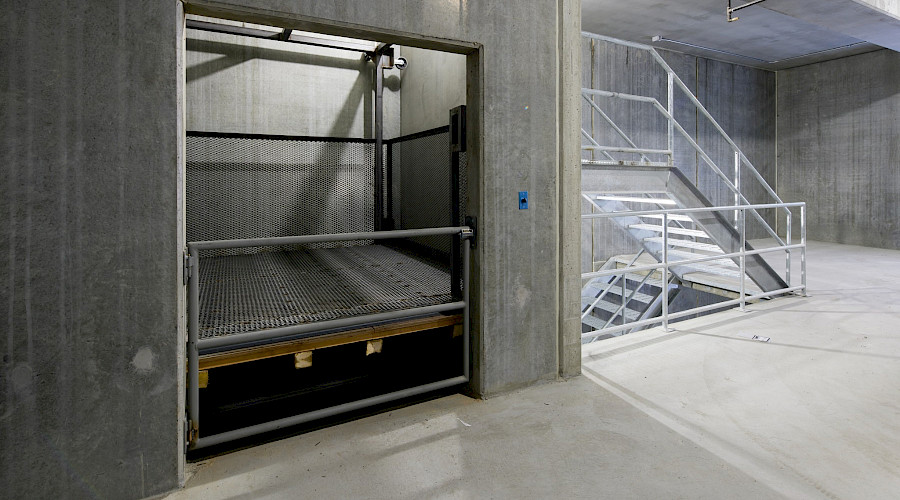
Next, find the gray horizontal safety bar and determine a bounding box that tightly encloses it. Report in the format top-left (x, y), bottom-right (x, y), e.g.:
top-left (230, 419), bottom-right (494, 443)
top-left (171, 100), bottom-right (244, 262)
top-left (582, 285), bottom-right (805, 339)
top-left (186, 19), bottom-right (377, 54)
top-left (582, 243), bottom-right (805, 280)
top-left (189, 226), bottom-right (473, 251)
top-left (194, 375), bottom-right (468, 449)
top-left (581, 202), bottom-right (805, 219)
top-left (582, 146), bottom-right (672, 155)
top-left (582, 160), bottom-right (671, 167)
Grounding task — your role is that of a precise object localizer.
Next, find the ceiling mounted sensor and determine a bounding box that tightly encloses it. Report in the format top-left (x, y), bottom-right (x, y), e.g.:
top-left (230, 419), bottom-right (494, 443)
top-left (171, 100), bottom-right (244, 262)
top-left (727, 0), bottom-right (768, 22)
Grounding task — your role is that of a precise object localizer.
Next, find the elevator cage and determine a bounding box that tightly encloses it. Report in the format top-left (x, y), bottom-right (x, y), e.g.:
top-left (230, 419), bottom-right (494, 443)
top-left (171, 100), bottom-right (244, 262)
top-left (184, 111), bottom-right (471, 449)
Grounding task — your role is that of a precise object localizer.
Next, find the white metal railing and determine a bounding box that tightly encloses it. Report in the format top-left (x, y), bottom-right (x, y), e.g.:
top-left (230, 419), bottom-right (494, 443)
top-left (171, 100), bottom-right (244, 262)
top-left (580, 202), bottom-right (807, 340)
top-left (580, 32), bottom-right (792, 270)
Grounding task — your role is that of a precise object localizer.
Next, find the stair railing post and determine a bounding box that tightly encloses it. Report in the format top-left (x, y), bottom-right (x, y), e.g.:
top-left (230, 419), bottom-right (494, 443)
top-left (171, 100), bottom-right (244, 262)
top-left (667, 72), bottom-right (674, 167)
top-left (801, 203), bottom-right (807, 296)
top-left (661, 213), bottom-right (670, 331)
top-left (786, 210), bottom-right (792, 286)
top-left (621, 274), bottom-right (627, 326)
top-left (740, 207), bottom-right (747, 312)
top-left (734, 151), bottom-right (740, 229)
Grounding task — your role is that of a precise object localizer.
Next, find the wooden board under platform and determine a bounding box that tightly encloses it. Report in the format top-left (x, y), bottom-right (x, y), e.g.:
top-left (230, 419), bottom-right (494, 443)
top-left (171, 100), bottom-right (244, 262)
top-left (199, 313), bottom-right (463, 371)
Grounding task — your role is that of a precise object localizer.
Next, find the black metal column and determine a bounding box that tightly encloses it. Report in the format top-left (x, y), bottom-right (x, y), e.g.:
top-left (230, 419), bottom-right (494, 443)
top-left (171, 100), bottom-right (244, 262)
top-left (385, 134), bottom-right (394, 230)
top-left (450, 105), bottom-right (467, 299)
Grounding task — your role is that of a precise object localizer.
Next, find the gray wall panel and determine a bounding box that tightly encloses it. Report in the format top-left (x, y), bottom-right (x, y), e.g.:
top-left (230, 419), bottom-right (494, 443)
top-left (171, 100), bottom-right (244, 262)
top-left (777, 49), bottom-right (900, 249)
top-left (397, 47), bottom-right (466, 136)
top-left (697, 59), bottom-right (777, 235)
top-left (185, 22), bottom-right (401, 139)
top-left (0, 1), bottom-right (181, 498)
top-left (661, 50), bottom-right (700, 185)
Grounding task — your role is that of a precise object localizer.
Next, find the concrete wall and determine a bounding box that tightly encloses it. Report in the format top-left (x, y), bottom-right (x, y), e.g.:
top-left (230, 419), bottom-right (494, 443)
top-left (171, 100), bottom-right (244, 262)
top-left (1, 1), bottom-right (183, 498)
top-left (582, 39), bottom-right (777, 267)
top-left (776, 49), bottom-right (900, 249)
top-left (398, 47), bottom-right (466, 135)
top-left (186, 17), bottom-right (400, 139)
top-left (862, 0), bottom-right (900, 15)
top-left (1, 1), bottom-right (582, 497)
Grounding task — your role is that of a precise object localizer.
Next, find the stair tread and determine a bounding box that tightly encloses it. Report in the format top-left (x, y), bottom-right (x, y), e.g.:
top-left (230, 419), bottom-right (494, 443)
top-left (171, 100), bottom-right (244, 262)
top-left (623, 273), bottom-right (665, 287)
top-left (644, 237), bottom-right (723, 253)
top-left (583, 288), bottom-right (656, 304)
top-left (595, 195), bottom-right (676, 205)
top-left (581, 314), bottom-right (607, 329)
top-left (682, 271), bottom-right (763, 294)
top-left (675, 262), bottom-right (743, 278)
top-left (667, 249), bottom-right (738, 267)
top-left (588, 300), bottom-right (642, 320)
top-left (639, 213), bottom-right (693, 222)
top-left (628, 224), bottom-right (710, 238)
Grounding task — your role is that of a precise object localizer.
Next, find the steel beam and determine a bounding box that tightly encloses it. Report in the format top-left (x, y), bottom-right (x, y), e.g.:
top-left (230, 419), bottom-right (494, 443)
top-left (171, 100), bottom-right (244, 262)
top-left (186, 19), bottom-right (376, 54)
top-left (374, 52), bottom-right (385, 230)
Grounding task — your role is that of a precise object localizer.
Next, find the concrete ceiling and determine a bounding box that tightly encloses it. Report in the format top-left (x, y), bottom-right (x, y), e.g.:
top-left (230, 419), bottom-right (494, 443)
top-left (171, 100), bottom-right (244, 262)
top-left (582, 0), bottom-right (900, 70)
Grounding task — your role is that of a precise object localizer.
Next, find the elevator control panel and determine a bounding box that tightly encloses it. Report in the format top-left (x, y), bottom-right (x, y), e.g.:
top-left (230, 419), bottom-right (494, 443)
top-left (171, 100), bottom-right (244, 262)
top-left (519, 191), bottom-right (529, 209)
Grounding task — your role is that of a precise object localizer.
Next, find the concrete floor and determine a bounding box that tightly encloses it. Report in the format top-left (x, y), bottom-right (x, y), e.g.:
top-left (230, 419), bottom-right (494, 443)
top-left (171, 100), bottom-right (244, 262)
top-left (166, 240), bottom-right (900, 499)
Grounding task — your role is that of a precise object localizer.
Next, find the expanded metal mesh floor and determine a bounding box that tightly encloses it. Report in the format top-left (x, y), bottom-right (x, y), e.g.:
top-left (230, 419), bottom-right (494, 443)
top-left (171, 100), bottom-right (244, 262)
top-left (198, 244), bottom-right (452, 340)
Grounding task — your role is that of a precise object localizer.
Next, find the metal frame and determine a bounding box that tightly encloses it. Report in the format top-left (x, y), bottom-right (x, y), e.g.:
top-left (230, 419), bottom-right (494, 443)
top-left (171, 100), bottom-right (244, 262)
top-left (186, 226), bottom-right (473, 450)
top-left (373, 46), bottom-right (392, 230)
top-left (581, 32), bottom-right (791, 255)
top-left (187, 17), bottom-right (396, 233)
top-left (450, 106), bottom-right (467, 299)
top-left (383, 124), bottom-right (451, 231)
top-left (186, 130), bottom-right (375, 143)
top-left (581, 202), bottom-right (807, 340)
top-left (727, 0), bottom-right (768, 22)
top-left (186, 19), bottom-right (379, 56)
top-left (580, 32), bottom-right (807, 340)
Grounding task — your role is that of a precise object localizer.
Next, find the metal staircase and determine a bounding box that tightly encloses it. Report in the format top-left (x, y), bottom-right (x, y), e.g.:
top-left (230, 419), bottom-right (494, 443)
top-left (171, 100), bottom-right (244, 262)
top-left (580, 33), bottom-right (807, 340)
top-left (581, 250), bottom-right (675, 334)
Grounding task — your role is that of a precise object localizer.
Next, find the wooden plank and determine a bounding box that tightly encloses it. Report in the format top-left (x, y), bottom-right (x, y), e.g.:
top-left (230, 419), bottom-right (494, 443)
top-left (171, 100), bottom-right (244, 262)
top-left (199, 313), bottom-right (462, 370)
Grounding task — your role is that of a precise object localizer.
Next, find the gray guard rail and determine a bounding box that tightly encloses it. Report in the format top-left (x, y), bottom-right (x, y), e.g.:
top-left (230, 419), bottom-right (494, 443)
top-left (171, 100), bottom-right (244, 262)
top-left (186, 226), bottom-right (474, 450)
top-left (580, 202), bottom-right (806, 340)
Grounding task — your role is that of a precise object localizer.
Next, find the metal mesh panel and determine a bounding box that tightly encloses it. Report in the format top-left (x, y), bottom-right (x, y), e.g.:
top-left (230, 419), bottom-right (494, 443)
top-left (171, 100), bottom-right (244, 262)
top-left (198, 245), bottom-right (452, 339)
top-left (187, 134), bottom-right (374, 257)
top-left (389, 128), bottom-right (467, 255)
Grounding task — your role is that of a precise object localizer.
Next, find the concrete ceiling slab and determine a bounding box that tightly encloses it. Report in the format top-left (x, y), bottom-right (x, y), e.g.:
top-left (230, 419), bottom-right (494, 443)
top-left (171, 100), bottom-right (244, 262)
top-left (764, 0), bottom-right (900, 52)
top-left (582, 0), bottom-right (894, 70)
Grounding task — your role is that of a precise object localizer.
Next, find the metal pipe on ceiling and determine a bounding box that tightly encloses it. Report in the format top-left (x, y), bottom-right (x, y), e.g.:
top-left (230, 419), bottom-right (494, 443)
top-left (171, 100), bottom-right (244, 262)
top-left (727, 0), bottom-right (768, 22)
